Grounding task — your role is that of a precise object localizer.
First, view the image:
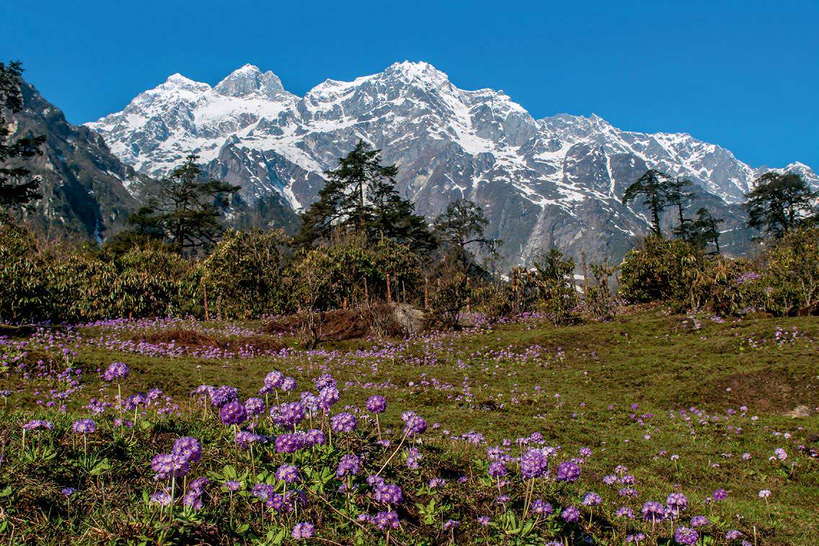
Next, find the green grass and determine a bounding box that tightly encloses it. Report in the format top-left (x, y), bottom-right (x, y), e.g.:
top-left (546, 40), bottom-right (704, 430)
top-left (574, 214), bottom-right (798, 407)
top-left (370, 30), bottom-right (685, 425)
top-left (1, 309), bottom-right (817, 544)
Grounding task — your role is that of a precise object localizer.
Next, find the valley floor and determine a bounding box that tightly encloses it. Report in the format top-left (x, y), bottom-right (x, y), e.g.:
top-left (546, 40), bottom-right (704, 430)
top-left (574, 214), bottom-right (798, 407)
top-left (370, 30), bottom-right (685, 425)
top-left (1, 309), bottom-right (817, 544)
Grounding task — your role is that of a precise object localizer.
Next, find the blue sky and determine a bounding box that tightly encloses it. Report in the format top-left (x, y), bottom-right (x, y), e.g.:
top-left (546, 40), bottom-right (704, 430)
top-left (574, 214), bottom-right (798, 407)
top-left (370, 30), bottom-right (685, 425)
top-left (2, 0), bottom-right (817, 169)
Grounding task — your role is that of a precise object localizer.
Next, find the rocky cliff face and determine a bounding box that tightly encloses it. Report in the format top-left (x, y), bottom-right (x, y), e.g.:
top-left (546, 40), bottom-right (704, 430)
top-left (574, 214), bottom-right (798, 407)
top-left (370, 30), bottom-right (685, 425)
top-left (88, 61), bottom-right (818, 263)
top-left (7, 82), bottom-right (139, 239)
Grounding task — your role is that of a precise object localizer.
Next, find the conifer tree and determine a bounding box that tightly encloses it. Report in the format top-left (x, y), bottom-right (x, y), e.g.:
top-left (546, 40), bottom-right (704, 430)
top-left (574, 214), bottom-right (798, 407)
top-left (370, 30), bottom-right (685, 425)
top-left (622, 169), bottom-right (670, 237)
top-left (689, 207), bottom-right (723, 253)
top-left (297, 140), bottom-right (434, 251)
top-left (744, 172), bottom-right (817, 238)
top-left (0, 61), bottom-right (45, 211)
top-left (119, 155), bottom-right (239, 253)
top-left (666, 177), bottom-right (696, 240)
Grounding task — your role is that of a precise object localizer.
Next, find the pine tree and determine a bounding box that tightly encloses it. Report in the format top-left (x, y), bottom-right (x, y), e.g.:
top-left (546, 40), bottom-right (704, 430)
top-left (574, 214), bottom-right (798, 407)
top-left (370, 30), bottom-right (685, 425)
top-left (0, 61), bottom-right (45, 211)
top-left (296, 140), bottom-right (434, 252)
top-left (666, 177), bottom-right (696, 240)
top-left (117, 155), bottom-right (239, 253)
top-left (689, 207), bottom-right (724, 253)
top-left (622, 169), bottom-right (670, 237)
top-left (744, 172), bottom-right (817, 238)
top-left (433, 198), bottom-right (499, 268)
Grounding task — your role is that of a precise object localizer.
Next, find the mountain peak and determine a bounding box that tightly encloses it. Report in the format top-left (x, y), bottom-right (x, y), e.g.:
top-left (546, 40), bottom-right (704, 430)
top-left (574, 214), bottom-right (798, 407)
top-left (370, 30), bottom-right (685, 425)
top-left (383, 61), bottom-right (451, 87)
top-left (214, 64), bottom-right (291, 99)
top-left (160, 73), bottom-right (210, 92)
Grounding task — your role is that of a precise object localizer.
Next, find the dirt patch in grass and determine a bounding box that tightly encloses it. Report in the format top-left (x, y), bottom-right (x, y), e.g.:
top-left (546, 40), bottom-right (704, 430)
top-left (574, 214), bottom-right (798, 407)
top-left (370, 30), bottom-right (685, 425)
top-left (265, 304), bottom-right (409, 342)
top-left (708, 368), bottom-right (819, 412)
top-left (140, 328), bottom-right (220, 348)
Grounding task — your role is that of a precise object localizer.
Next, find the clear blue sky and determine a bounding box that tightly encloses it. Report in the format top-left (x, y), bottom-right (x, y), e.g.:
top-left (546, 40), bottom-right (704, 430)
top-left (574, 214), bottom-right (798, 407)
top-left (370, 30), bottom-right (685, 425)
top-left (2, 0), bottom-right (817, 169)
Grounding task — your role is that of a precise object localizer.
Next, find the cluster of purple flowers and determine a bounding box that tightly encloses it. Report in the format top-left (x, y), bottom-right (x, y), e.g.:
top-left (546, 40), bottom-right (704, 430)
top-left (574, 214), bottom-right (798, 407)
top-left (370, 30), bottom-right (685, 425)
top-left (336, 454), bottom-right (360, 477)
top-left (366, 395), bottom-right (387, 413)
top-left (244, 397), bottom-right (266, 417)
top-left (219, 400), bottom-right (247, 425)
top-left (22, 419), bottom-right (53, 431)
top-left (520, 448), bottom-right (549, 479)
top-left (274, 429), bottom-right (325, 453)
top-left (182, 477), bottom-right (209, 509)
top-left (102, 362), bottom-right (129, 382)
top-left (331, 412), bottom-right (357, 433)
top-left (272, 401), bottom-right (306, 428)
top-left (555, 460), bottom-right (580, 482)
top-left (374, 483), bottom-right (403, 505)
top-left (209, 385), bottom-right (238, 408)
top-left (276, 464), bottom-right (300, 484)
top-left (235, 430), bottom-right (263, 449)
top-left (291, 522), bottom-right (315, 540)
top-left (666, 492), bottom-right (689, 517)
top-left (359, 511), bottom-right (400, 530)
top-left (401, 411), bottom-right (427, 437)
top-left (674, 526), bottom-right (699, 545)
top-left (71, 418), bottom-right (96, 434)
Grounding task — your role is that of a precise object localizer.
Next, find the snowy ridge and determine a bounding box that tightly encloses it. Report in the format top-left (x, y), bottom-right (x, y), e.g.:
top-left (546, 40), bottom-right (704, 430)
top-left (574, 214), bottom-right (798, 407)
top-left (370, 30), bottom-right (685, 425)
top-left (88, 61), bottom-right (817, 263)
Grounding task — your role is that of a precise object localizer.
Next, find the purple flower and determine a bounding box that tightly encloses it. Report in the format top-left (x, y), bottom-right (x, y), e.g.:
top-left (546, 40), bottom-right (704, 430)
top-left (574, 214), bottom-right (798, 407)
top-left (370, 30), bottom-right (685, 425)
top-left (276, 464), bottom-right (300, 484)
top-left (674, 526), bottom-right (699, 545)
top-left (556, 461), bottom-right (580, 482)
top-left (331, 412), bottom-right (357, 433)
top-left (235, 430), bottom-right (262, 449)
top-left (264, 371), bottom-right (284, 390)
top-left (280, 376), bottom-right (297, 392)
top-left (72, 419), bottom-right (96, 434)
top-left (488, 461), bottom-right (508, 478)
top-left (220, 401), bottom-right (247, 425)
top-left (252, 483), bottom-right (276, 501)
top-left (666, 492), bottom-right (689, 516)
top-left (616, 506), bottom-right (635, 519)
top-left (244, 397), bottom-right (266, 417)
top-left (336, 454), bottom-right (360, 477)
top-left (210, 385), bottom-right (239, 408)
top-left (315, 374), bottom-right (337, 391)
top-left (532, 499), bottom-right (553, 515)
top-left (304, 428), bottom-right (326, 447)
top-left (23, 420), bottom-right (54, 431)
top-left (367, 395), bottom-right (387, 413)
top-left (405, 447), bottom-right (422, 469)
top-left (150, 491), bottom-right (171, 506)
top-left (521, 449), bottom-right (548, 479)
top-left (224, 480), bottom-right (242, 492)
top-left (690, 515), bottom-right (709, 527)
top-left (582, 492), bottom-right (602, 507)
top-left (402, 412), bottom-right (427, 436)
top-left (374, 483), bottom-right (403, 505)
top-left (291, 522), bottom-right (315, 540)
top-left (318, 386), bottom-right (340, 411)
top-left (182, 488), bottom-right (203, 509)
top-left (443, 519), bottom-right (459, 531)
top-left (274, 401), bottom-right (306, 428)
top-left (641, 501), bottom-right (667, 521)
top-left (103, 362), bottom-right (129, 381)
top-left (61, 487), bottom-right (76, 497)
top-left (151, 453), bottom-right (190, 480)
top-left (561, 506), bottom-right (580, 522)
top-left (172, 436), bottom-right (202, 463)
top-left (726, 530), bottom-right (744, 540)
top-left (275, 433), bottom-right (304, 453)
top-left (373, 511), bottom-right (400, 530)
top-left (477, 516), bottom-right (491, 526)
top-left (713, 488), bottom-right (727, 501)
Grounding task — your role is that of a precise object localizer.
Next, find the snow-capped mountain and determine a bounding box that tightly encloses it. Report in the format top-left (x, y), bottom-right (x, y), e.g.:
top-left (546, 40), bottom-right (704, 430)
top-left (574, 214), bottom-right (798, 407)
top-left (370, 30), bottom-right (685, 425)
top-left (88, 61), bottom-right (817, 263)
